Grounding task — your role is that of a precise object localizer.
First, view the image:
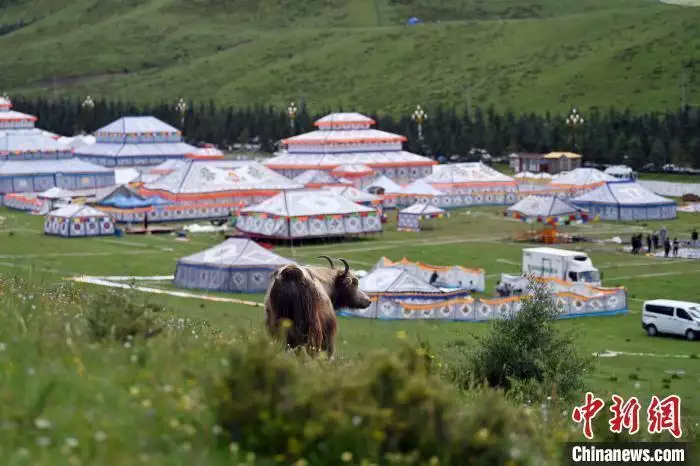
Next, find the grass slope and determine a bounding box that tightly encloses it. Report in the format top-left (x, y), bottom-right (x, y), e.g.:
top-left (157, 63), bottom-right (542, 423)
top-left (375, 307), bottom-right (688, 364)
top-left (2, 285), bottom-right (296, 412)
top-left (1, 0), bottom-right (699, 114)
top-left (2, 205), bottom-right (700, 425)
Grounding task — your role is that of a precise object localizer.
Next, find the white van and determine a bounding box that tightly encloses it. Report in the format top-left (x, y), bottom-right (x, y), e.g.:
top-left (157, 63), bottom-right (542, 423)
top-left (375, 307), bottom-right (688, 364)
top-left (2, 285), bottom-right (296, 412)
top-left (642, 299), bottom-right (700, 341)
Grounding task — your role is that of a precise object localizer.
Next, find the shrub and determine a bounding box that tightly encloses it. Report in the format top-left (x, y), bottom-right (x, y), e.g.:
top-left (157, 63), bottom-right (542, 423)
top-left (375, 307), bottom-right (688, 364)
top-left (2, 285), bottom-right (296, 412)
top-left (467, 279), bottom-right (594, 401)
top-left (210, 334), bottom-right (558, 465)
top-left (84, 288), bottom-right (165, 343)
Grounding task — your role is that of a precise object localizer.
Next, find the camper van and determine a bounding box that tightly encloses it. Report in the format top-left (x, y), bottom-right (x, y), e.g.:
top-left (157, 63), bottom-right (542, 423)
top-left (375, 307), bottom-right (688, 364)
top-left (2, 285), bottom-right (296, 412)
top-left (522, 247), bottom-right (601, 286)
top-left (642, 299), bottom-right (700, 341)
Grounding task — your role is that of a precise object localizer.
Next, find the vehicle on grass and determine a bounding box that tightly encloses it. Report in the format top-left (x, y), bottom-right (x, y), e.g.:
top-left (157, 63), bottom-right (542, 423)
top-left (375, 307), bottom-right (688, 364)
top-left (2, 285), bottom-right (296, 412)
top-left (522, 247), bottom-right (601, 286)
top-left (642, 299), bottom-right (700, 341)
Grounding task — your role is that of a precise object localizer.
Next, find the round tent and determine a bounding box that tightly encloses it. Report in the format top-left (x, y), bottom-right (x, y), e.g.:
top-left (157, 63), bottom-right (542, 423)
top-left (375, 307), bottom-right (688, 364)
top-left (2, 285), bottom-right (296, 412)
top-left (174, 238), bottom-right (293, 293)
top-left (185, 144), bottom-right (224, 160)
top-left (44, 204), bottom-right (114, 237)
top-left (236, 189), bottom-right (382, 239)
top-left (572, 181), bottom-right (677, 221)
top-left (507, 195), bottom-right (588, 224)
top-left (397, 203), bottom-right (448, 232)
top-left (331, 164), bottom-right (375, 188)
top-left (401, 179), bottom-right (445, 206)
top-left (294, 169), bottom-right (351, 188)
top-left (323, 186), bottom-right (382, 206)
top-left (371, 257), bottom-right (485, 292)
top-left (550, 168), bottom-right (616, 194)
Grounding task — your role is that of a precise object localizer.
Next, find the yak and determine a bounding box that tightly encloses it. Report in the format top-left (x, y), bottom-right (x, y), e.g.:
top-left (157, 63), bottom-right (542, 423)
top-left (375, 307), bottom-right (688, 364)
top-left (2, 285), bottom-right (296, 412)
top-left (264, 255), bottom-right (371, 357)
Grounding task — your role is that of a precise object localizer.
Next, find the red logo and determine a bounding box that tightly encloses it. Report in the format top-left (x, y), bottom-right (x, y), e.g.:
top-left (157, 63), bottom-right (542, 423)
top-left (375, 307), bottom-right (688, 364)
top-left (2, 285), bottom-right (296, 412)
top-left (609, 395), bottom-right (641, 435)
top-left (647, 395), bottom-right (682, 438)
top-left (571, 392), bottom-right (606, 439)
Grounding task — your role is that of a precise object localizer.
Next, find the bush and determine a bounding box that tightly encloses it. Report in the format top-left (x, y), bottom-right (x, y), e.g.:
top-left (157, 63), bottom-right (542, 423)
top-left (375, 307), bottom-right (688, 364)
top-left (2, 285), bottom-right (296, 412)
top-left (84, 288), bottom-right (165, 343)
top-left (466, 279), bottom-right (593, 402)
top-left (210, 334), bottom-right (558, 465)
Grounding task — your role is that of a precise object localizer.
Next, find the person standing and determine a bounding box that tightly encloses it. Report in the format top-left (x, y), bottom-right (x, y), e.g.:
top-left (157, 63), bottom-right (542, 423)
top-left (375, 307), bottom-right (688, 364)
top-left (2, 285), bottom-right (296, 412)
top-left (664, 238), bottom-right (671, 258)
top-left (660, 226), bottom-right (668, 250)
top-left (653, 231), bottom-right (659, 250)
top-left (692, 229), bottom-right (698, 248)
top-left (646, 233), bottom-right (652, 253)
top-left (673, 238), bottom-right (680, 257)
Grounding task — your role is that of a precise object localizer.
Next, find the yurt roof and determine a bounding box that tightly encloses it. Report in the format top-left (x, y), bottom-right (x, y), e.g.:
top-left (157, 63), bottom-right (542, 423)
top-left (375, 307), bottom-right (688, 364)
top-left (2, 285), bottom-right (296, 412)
top-left (178, 238), bottom-right (293, 267)
top-left (264, 151), bottom-right (436, 169)
top-left (241, 189), bottom-right (375, 217)
top-left (0, 131), bottom-right (70, 153)
top-left (186, 146), bottom-right (224, 158)
top-left (324, 186), bottom-right (381, 203)
top-left (314, 113), bottom-right (376, 128)
top-left (399, 203), bottom-right (446, 215)
top-left (142, 161), bottom-right (302, 194)
top-left (0, 110), bottom-right (37, 122)
top-left (365, 174), bottom-right (403, 194)
top-left (39, 187), bottom-right (78, 199)
top-left (422, 162), bottom-right (515, 185)
top-left (507, 195), bottom-right (585, 217)
top-left (0, 159), bottom-right (112, 175)
top-left (95, 116), bottom-right (181, 135)
top-left (48, 204), bottom-right (109, 218)
top-left (359, 267), bottom-right (441, 294)
top-left (293, 169), bottom-right (346, 186)
top-left (0, 96), bottom-right (11, 109)
top-left (282, 128), bottom-right (407, 145)
top-left (550, 168), bottom-right (615, 187)
top-left (402, 179), bottom-right (445, 196)
top-left (332, 163), bottom-right (374, 174)
top-left (74, 142), bottom-right (197, 157)
top-left (572, 181), bottom-right (676, 206)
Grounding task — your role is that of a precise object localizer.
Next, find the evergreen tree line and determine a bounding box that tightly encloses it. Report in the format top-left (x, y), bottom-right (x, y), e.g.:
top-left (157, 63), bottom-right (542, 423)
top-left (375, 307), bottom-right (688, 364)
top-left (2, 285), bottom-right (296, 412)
top-left (11, 96), bottom-right (700, 170)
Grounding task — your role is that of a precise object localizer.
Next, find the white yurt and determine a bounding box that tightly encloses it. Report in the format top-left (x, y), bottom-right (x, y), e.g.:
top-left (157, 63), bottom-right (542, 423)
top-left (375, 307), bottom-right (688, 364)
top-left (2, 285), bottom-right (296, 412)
top-left (572, 181), bottom-right (677, 221)
top-left (44, 204), bottom-right (115, 237)
top-left (174, 238), bottom-right (293, 293)
top-left (397, 203), bottom-right (448, 232)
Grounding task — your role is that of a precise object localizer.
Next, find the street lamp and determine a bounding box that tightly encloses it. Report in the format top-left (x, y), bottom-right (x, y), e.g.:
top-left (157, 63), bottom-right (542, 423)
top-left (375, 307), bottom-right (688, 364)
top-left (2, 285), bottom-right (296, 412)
top-left (565, 107), bottom-right (584, 151)
top-left (79, 96), bottom-right (95, 134)
top-left (175, 98), bottom-right (188, 127)
top-left (287, 102), bottom-right (298, 133)
top-left (412, 104), bottom-right (427, 141)
top-left (82, 95), bottom-right (95, 110)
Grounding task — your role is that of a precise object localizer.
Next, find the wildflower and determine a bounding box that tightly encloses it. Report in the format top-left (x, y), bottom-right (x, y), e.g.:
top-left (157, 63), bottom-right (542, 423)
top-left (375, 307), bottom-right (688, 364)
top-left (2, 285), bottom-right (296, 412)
top-left (634, 382), bottom-right (641, 389)
top-left (169, 418), bottom-right (180, 429)
top-left (352, 416), bottom-right (362, 426)
top-left (34, 418), bottom-right (52, 430)
top-left (130, 354), bottom-right (138, 364)
top-left (0, 342), bottom-right (6, 351)
top-left (183, 424), bottom-right (196, 436)
top-left (31, 305), bottom-right (36, 310)
top-left (212, 425), bottom-right (223, 436)
top-left (162, 384), bottom-right (173, 393)
top-left (123, 342), bottom-right (132, 349)
top-left (94, 431), bottom-right (107, 443)
top-left (180, 394), bottom-right (194, 410)
top-left (27, 367), bottom-right (35, 376)
top-left (294, 460), bottom-right (308, 466)
top-left (510, 447), bottom-right (522, 459)
top-left (129, 386), bottom-right (140, 396)
top-left (36, 436), bottom-right (51, 447)
top-left (141, 399), bottom-right (152, 409)
top-left (341, 451), bottom-right (353, 462)
top-left (16, 447), bottom-right (29, 458)
top-left (229, 442), bottom-right (240, 454)
top-left (396, 330), bottom-right (408, 340)
top-left (429, 457), bottom-right (440, 465)
top-left (475, 428), bottom-right (489, 442)
top-left (246, 452), bottom-right (256, 463)
top-left (65, 437), bottom-right (79, 449)
top-left (181, 442), bottom-right (192, 452)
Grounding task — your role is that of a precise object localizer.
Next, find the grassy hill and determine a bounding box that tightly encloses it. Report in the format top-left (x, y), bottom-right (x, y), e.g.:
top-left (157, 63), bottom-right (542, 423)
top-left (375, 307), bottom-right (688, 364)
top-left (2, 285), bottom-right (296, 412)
top-left (1, 0), bottom-right (699, 114)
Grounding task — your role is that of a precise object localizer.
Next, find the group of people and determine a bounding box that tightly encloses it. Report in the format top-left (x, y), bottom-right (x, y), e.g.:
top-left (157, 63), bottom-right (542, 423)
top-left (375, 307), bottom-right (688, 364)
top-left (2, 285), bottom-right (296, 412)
top-left (630, 225), bottom-right (693, 258)
top-left (495, 281), bottom-right (523, 297)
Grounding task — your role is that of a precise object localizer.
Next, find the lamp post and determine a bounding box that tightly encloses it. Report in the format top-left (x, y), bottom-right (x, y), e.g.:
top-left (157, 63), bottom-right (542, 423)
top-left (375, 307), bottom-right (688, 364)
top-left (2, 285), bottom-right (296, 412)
top-left (176, 98), bottom-right (188, 128)
top-left (80, 95), bottom-right (95, 134)
top-left (565, 107), bottom-right (584, 152)
top-left (412, 104), bottom-right (427, 142)
top-left (287, 102), bottom-right (298, 134)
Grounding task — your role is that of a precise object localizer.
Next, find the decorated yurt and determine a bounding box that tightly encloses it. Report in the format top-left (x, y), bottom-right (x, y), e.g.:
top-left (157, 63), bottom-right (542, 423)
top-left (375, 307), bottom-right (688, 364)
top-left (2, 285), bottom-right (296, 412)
top-left (371, 257), bottom-right (486, 292)
top-left (323, 186), bottom-right (382, 207)
top-left (550, 168), bottom-right (616, 195)
top-left (331, 164), bottom-right (375, 188)
top-left (572, 181), bottom-right (677, 221)
top-left (365, 174), bottom-right (404, 208)
top-left (397, 203), bottom-right (448, 232)
top-left (44, 204), bottom-right (115, 237)
top-left (236, 189), bottom-right (382, 239)
top-left (74, 116), bottom-right (197, 167)
top-left (293, 169), bottom-right (351, 188)
top-left (419, 162), bottom-right (518, 208)
top-left (264, 112), bottom-right (436, 182)
top-left (0, 159), bottom-right (115, 195)
top-left (507, 195), bottom-right (588, 224)
top-left (173, 238), bottom-right (293, 293)
top-left (401, 179), bottom-right (445, 205)
top-left (185, 144), bottom-right (224, 160)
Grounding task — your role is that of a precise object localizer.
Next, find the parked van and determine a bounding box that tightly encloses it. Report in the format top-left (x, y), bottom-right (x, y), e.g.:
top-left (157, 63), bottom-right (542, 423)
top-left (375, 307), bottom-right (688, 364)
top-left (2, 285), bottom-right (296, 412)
top-left (642, 299), bottom-right (700, 340)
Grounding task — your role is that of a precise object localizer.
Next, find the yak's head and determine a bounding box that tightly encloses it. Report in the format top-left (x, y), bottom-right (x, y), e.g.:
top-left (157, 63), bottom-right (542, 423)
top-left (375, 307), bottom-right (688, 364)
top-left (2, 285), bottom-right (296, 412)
top-left (318, 255), bottom-right (371, 310)
top-left (271, 263), bottom-right (311, 284)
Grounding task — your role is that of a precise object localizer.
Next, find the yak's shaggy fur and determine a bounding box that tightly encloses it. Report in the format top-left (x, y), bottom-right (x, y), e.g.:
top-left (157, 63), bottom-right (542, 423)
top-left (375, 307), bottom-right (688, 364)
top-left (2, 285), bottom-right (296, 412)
top-left (264, 257), bottom-right (370, 357)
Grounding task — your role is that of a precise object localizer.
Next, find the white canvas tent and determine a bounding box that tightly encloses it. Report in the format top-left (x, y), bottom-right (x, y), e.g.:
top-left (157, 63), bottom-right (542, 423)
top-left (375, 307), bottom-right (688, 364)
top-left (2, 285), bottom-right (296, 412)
top-left (236, 189), bottom-right (381, 239)
top-left (401, 179), bottom-right (445, 197)
top-left (174, 238), bottom-right (293, 293)
top-left (397, 203), bottom-right (447, 231)
top-left (323, 186), bottom-right (382, 205)
top-left (507, 195), bottom-right (586, 220)
top-left (550, 168), bottom-right (616, 189)
top-left (371, 257), bottom-right (486, 291)
top-left (360, 267), bottom-right (442, 294)
top-left (421, 162), bottom-right (516, 193)
top-left (44, 204), bottom-right (114, 237)
top-left (572, 181), bottom-right (676, 221)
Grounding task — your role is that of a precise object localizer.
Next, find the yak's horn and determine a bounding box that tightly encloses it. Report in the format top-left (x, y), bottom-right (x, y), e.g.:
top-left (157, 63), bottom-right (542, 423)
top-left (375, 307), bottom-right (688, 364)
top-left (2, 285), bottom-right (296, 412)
top-left (318, 255), bottom-right (335, 269)
top-left (337, 258), bottom-right (349, 276)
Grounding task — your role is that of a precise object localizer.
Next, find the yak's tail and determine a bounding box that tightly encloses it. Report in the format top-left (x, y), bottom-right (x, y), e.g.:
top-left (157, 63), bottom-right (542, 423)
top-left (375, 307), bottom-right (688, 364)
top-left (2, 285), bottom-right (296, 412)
top-left (268, 265), bottom-right (323, 351)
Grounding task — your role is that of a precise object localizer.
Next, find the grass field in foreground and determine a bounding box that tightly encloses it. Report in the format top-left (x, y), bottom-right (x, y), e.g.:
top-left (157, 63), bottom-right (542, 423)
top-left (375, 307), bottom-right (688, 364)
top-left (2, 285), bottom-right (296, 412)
top-left (2, 205), bottom-right (700, 423)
